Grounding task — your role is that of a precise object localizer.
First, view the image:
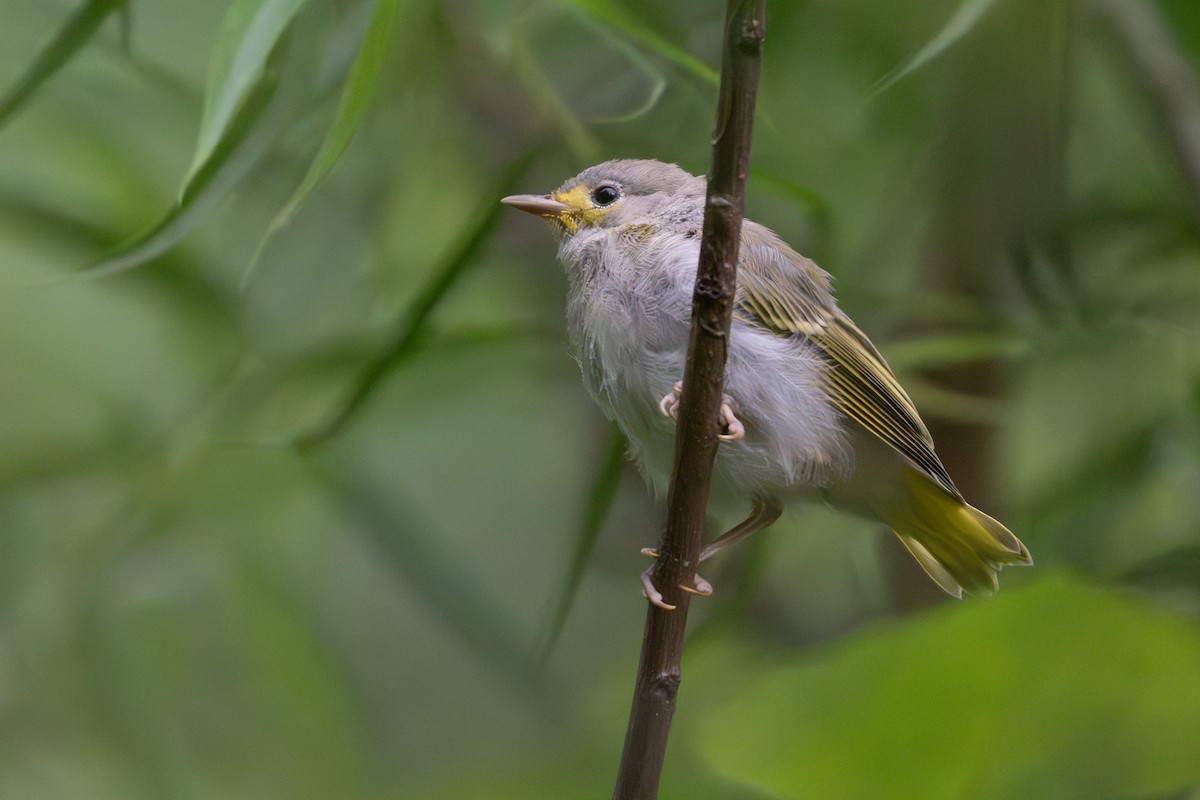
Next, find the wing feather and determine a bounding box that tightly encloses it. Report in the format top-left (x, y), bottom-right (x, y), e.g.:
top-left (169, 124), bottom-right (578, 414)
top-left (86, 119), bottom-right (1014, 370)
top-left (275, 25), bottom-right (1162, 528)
top-left (735, 230), bottom-right (959, 497)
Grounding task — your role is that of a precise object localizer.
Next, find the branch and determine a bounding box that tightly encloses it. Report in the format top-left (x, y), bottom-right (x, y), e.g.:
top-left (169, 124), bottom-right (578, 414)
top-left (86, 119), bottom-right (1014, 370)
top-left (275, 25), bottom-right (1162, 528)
top-left (1092, 0), bottom-right (1200, 229)
top-left (611, 2), bottom-right (766, 798)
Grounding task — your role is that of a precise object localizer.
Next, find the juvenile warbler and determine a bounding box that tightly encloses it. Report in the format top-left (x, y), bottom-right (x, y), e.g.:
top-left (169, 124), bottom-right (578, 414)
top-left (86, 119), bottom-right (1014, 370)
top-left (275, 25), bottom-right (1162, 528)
top-left (502, 159), bottom-right (1031, 608)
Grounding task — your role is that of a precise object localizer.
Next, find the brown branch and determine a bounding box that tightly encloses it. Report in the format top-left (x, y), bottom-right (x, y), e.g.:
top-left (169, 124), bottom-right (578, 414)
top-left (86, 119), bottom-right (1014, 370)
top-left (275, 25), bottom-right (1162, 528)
top-left (1091, 0), bottom-right (1200, 229)
top-left (611, 2), bottom-right (765, 798)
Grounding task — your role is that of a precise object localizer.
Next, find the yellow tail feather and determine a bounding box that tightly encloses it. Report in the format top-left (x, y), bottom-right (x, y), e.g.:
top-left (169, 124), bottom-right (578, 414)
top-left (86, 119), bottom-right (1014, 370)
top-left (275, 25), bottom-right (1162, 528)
top-left (889, 470), bottom-right (1032, 598)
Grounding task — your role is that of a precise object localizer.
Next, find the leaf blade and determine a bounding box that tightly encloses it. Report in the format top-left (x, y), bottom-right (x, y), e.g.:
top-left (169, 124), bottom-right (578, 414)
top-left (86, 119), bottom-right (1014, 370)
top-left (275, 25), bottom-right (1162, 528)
top-left (0, 0), bottom-right (127, 128)
top-left (184, 0), bottom-right (310, 186)
top-left (255, 0), bottom-right (400, 256)
top-left (566, 0), bottom-right (717, 84)
top-left (871, 0), bottom-right (1000, 95)
top-left (83, 40), bottom-right (290, 278)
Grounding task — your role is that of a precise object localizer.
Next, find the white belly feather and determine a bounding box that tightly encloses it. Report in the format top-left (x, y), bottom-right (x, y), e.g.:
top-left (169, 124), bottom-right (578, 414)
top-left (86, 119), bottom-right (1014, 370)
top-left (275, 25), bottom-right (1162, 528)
top-left (560, 227), bottom-right (849, 498)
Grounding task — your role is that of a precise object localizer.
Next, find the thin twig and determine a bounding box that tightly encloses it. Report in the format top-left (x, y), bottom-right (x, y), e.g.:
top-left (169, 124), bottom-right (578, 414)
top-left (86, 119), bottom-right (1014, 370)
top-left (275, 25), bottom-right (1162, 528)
top-left (610, 2), bottom-right (766, 798)
top-left (1091, 0), bottom-right (1200, 230)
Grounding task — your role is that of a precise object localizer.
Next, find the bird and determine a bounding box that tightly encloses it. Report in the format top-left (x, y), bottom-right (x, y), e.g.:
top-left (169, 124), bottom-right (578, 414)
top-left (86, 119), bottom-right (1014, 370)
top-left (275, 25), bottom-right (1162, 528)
top-left (501, 159), bottom-right (1031, 609)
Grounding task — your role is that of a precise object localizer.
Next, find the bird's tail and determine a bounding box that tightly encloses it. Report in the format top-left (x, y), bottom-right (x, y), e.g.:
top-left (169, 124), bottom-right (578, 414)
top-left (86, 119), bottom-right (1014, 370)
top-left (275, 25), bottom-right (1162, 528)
top-left (887, 470), bottom-right (1032, 598)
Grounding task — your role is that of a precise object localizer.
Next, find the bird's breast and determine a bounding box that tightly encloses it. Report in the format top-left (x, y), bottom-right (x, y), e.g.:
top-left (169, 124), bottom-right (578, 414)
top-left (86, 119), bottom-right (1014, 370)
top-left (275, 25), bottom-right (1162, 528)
top-left (560, 230), bottom-right (692, 463)
top-left (558, 227), bottom-right (850, 496)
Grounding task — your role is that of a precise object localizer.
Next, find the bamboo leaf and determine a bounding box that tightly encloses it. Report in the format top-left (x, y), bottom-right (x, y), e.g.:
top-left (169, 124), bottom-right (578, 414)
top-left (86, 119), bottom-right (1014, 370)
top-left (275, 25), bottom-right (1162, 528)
top-left (566, 0), bottom-right (718, 84)
top-left (0, 0), bottom-right (127, 129)
top-left (278, 0), bottom-right (397, 221)
top-left (245, 0), bottom-right (400, 286)
top-left (184, 0), bottom-right (310, 186)
top-left (83, 42), bottom-right (289, 278)
top-left (570, 10), bottom-right (668, 124)
top-left (871, 0), bottom-right (1001, 95)
top-left (510, 37), bottom-right (598, 156)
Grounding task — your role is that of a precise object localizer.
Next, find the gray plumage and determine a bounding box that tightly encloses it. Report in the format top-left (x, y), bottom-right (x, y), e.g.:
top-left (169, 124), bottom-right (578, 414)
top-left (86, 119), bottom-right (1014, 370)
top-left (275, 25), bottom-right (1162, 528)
top-left (502, 159), bottom-right (1031, 599)
top-left (557, 162), bottom-right (848, 497)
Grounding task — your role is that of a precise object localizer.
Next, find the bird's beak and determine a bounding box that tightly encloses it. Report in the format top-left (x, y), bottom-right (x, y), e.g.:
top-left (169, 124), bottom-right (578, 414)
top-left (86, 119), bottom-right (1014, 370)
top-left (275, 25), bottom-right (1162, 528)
top-left (500, 194), bottom-right (574, 218)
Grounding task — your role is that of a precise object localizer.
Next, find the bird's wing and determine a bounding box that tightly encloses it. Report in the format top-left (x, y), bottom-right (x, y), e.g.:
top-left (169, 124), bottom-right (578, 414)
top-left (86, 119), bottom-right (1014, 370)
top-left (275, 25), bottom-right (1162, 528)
top-left (735, 229), bottom-right (959, 497)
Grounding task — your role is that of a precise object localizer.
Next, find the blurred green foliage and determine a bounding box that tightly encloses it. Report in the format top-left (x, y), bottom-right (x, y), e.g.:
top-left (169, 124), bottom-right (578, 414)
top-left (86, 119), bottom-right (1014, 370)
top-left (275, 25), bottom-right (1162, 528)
top-left (1, 0), bottom-right (1199, 797)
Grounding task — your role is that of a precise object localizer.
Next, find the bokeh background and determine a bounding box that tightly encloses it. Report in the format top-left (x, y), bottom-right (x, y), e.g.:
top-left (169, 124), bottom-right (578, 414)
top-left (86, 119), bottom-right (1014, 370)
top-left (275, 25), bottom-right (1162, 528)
top-left (2, 0), bottom-right (1199, 797)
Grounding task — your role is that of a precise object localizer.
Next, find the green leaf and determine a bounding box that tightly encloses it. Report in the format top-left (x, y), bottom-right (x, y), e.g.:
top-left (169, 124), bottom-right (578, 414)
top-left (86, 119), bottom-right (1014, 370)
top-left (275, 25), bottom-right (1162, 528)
top-left (509, 36), bottom-right (598, 157)
top-left (0, 0), bottom-right (127, 129)
top-left (698, 576), bottom-right (1200, 800)
top-left (568, 11), bottom-right (668, 123)
top-left (565, 0), bottom-right (718, 84)
top-left (871, 0), bottom-right (1001, 95)
top-left (246, 0), bottom-right (400, 285)
top-left (280, 0), bottom-right (398, 217)
top-left (83, 40), bottom-right (289, 278)
top-left (184, 0), bottom-right (311, 187)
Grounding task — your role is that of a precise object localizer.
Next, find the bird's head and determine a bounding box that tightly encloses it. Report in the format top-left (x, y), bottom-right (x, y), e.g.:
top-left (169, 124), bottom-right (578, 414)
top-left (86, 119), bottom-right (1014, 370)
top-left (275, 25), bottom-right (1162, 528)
top-left (502, 159), bottom-right (702, 234)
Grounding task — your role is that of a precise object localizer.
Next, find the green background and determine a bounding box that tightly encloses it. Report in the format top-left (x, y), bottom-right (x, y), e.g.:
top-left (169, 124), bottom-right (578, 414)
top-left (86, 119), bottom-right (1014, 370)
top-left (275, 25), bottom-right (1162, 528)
top-left (1, 0), bottom-right (1199, 797)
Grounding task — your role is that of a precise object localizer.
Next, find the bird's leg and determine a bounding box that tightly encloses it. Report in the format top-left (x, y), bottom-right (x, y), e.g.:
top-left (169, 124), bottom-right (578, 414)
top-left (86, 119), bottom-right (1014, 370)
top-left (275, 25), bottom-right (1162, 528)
top-left (698, 494), bottom-right (782, 561)
top-left (658, 380), bottom-right (746, 441)
top-left (639, 495), bottom-right (782, 609)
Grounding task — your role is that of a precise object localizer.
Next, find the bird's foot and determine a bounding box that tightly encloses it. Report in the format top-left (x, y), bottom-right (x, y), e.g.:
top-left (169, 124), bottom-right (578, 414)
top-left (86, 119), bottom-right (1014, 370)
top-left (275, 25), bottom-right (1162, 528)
top-left (639, 548), bottom-right (714, 611)
top-left (718, 399), bottom-right (745, 441)
top-left (657, 381), bottom-right (684, 419)
top-left (657, 381), bottom-right (745, 441)
top-left (639, 566), bottom-right (675, 611)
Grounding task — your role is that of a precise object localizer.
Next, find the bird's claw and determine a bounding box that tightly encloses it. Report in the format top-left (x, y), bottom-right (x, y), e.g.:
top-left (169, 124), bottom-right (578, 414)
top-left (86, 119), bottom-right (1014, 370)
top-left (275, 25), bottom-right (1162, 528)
top-left (640, 566), bottom-right (676, 611)
top-left (658, 381), bottom-right (745, 441)
top-left (658, 381), bottom-right (684, 419)
top-left (718, 400), bottom-right (745, 441)
top-left (639, 548), bottom-right (714, 609)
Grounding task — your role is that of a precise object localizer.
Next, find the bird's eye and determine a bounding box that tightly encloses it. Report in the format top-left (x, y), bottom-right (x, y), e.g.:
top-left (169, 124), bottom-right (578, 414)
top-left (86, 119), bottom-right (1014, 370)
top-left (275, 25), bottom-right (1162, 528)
top-left (591, 184), bottom-right (620, 207)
